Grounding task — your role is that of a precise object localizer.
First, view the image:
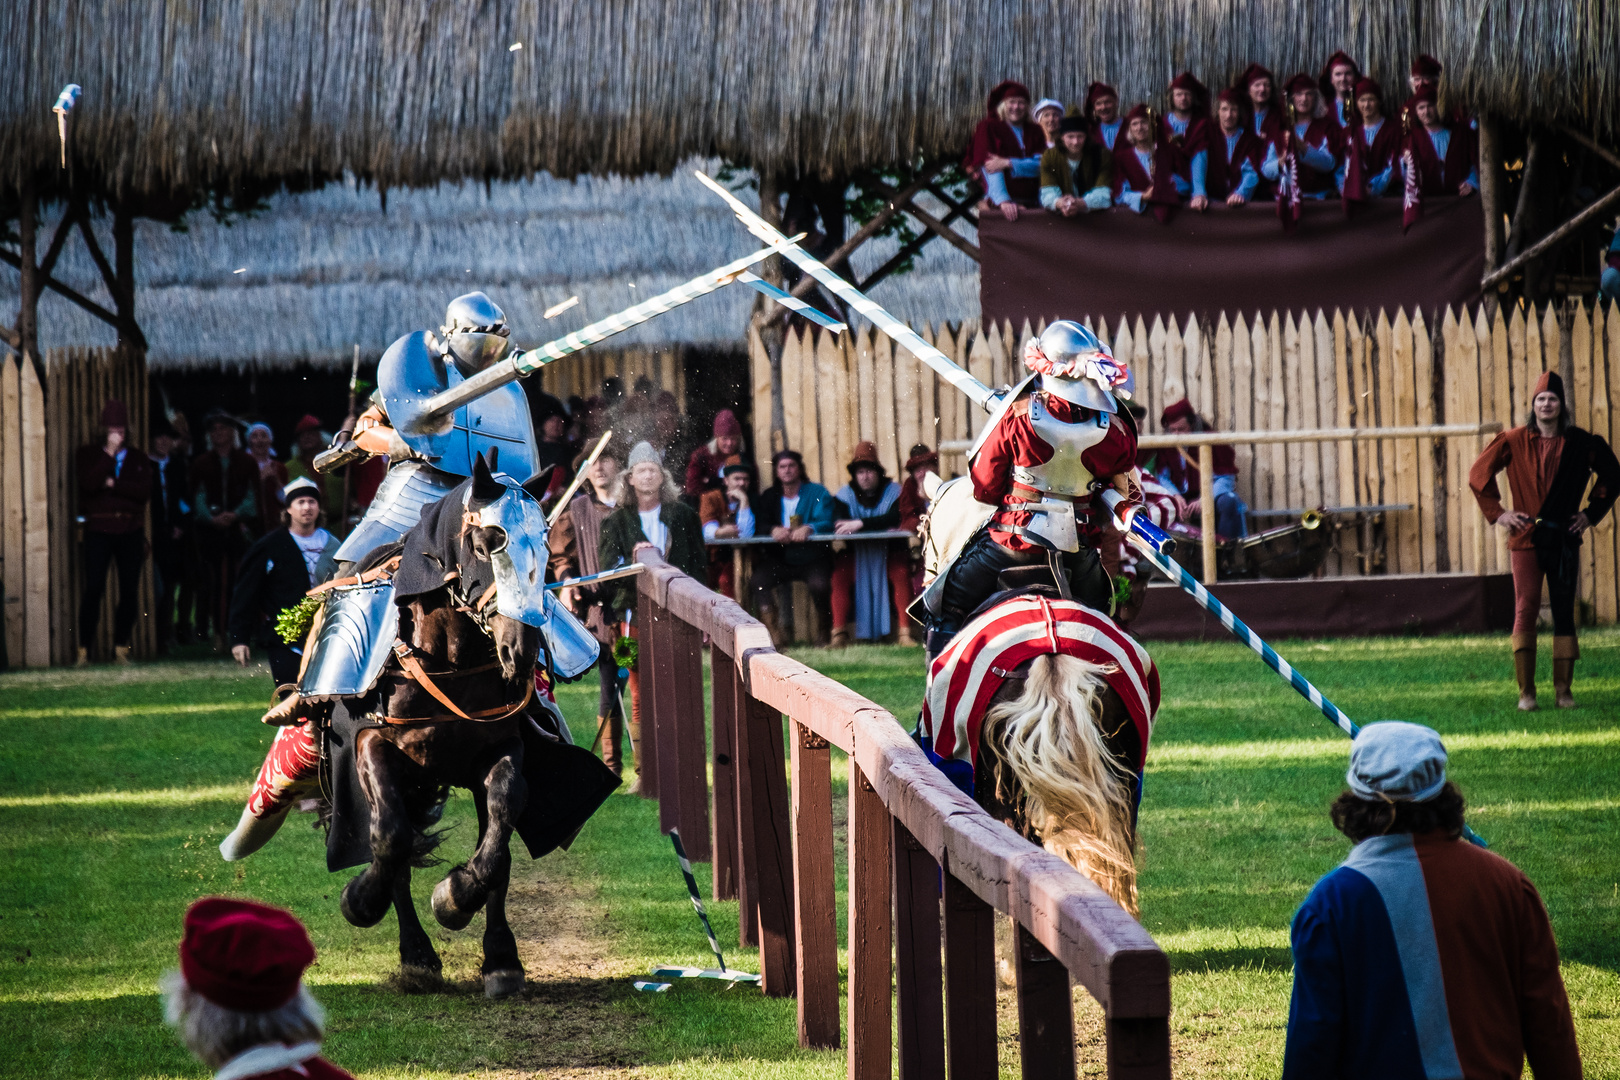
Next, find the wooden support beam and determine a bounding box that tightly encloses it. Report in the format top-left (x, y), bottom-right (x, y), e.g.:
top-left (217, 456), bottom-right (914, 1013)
top-left (1560, 126), bottom-right (1620, 172)
top-left (787, 161), bottom-right (952, 301)
top-left (709, 641), bottom-right (740, 901)
top-left (1013, 922), bottom-right (1076, 1080)
top-left (16, 176), bottom-right (38, 363)
top-left (1505, 134), bottom-right (1542, 259)
top-left (847, 763), bottom-right (893, 1080)
top-left (1479, 115), bottom-right (1503, 270)
top-left (739, 691), bottom-right (796, 995)
top-left (1199, 443), bottom-right (1217, 585)
top-left (858, 195), bottom-right (977, 291)
top-left (670, 615), bottom-right (711, 861)
top-left (0, 248), bottom-right (122, 329)
top-left (878, 181), bottom-right (982, 263)
top-left (925, 184), bottom-right (979, 226)
top-left (893, 819), bottom-right (944, 1080)
top-left (790, 718), bottom-right (839, 1049)
top-left (37, 202), bottom-right (81, 284)
top-left (1482, 178), bottom-right (1620, 291)
top-left (942, 866), bottom-right (997, 1080)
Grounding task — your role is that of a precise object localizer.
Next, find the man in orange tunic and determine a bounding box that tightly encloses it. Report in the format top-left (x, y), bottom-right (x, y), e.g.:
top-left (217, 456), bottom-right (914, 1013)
top-left (1469, 371), bottom-right (1619, 709)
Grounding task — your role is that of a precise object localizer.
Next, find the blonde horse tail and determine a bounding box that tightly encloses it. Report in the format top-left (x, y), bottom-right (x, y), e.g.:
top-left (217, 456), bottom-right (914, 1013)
top-left (984, 653), bottom-right (1140, 916)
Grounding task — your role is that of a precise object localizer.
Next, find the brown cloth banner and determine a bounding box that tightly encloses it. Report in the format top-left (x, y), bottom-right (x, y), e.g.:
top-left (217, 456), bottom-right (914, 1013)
top-left (979, 197), bottom-right (1485, 328)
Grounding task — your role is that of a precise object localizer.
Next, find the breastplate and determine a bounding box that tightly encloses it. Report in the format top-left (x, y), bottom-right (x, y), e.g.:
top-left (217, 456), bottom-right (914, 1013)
top-left (378, 330), bottom-right (539, 479)
top-left (1010, 395), bottom-right (1111, 497)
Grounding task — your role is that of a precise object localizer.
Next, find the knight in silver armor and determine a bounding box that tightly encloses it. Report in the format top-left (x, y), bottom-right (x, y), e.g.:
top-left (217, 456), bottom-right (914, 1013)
top-left (922, 320), bottom-right (1142, 654)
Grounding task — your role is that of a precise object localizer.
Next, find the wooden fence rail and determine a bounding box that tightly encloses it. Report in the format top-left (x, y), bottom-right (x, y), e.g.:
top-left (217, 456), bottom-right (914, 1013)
top-left (631, 549), bottom-right (1171, 1079)
top-left (749, 299), bottom-right (1620, 623)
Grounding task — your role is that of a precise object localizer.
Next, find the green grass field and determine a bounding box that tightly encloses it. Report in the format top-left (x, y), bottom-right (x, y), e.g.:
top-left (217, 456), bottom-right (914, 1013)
top-left (1, 630), bottom-right (1616, 1078)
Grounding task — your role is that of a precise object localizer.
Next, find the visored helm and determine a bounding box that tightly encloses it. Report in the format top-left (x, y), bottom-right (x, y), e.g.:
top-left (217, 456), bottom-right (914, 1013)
top-left (441, 291), bottom-right (511, 375)
top-left (1028, 319), bottom-right (1132, 413)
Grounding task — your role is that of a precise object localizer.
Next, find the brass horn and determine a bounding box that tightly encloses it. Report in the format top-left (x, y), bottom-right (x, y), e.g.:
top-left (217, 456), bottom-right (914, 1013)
top-left (1301, 508), bottom-right (1325, 530)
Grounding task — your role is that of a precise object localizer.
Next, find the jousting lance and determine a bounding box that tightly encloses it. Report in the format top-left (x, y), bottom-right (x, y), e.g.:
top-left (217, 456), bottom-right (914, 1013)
top-left (694, 170), bottom-right (1000, 411)
top-left (414, 234), bottom-right (836, 424)
top-left (546, 429), bottom-right (614, 527)
top-left (1100, 489), bottom-right (1487, 848)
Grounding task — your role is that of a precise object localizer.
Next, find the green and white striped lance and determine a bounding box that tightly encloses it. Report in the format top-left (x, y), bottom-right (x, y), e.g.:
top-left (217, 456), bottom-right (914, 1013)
top-left (417, 234), bottom-right (805, 423)
top-left (695, 170), bottom-right (998, 411)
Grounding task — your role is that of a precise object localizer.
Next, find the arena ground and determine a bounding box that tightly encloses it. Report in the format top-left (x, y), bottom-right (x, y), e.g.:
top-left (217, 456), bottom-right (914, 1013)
top-left (2, 632), bottom-right (1615, 1077)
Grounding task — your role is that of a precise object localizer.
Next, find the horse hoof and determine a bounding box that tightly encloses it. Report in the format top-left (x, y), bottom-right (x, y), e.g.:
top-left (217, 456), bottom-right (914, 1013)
top-left (431, 874), bottom-right (478, 931)
top-left (340, 878), bottom-right (388, 929)
top-left (397, 963), bottom-right (445, 994)
top-left (484, 969), bottom-right (525, 1000)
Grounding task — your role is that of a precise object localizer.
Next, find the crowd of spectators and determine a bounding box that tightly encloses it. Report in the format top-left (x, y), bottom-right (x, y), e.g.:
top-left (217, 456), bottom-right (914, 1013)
top-left (967, 53), bottom-right (1477, 225)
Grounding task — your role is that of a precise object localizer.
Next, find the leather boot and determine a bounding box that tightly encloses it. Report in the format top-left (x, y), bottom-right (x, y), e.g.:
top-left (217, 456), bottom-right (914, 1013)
top-left (74, 646), bottom-right (89, 668)
top-left (1553, 635), bottom-right (1579, 709)
top-left (1511, 631), bottom-right (1537, 711)
top-left (829, 625), bottom-right (851, 648)
top-left (113, 645), bottom-right (133, 666)
top-left (626, 718), bottom-right (643, 795)
top-left (896, 621), bottom-right (917, 647)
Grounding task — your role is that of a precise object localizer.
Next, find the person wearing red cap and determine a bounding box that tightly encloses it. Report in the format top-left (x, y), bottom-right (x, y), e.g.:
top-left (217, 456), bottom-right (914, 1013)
top-left (966, 80), bottom-right (1047, 221)
top-left (1083, 82), bottom-right (1124, 152)
top-left (896, 444), bottom-right (938, 601)
top-left (283, 414), bottom-right (346, 522)
top-left (74, 399), bottom-right (155, 666)
top-left (1405, 89), bottom-right (1478, 197)
top-left (1113, 105), bottom-right (1186, 221)
top-left (1207, 89), bottom-right (1263, 205)
top-left (1469, 371), bottom-right (1619, 710)
top-left (1341, 78), bottom-right (1401, 203)
top-left (162, 897), bottom-right (354, 1079)
top-left (1237, 64), bottom-right (1284, 143)
top-left (684, 408), bottom-right (746, 498)
top-left (830, 442), bottom-right (915, 646)
top-left (1160, 73), bottom-right (1213, 210)
top-left (1156, 398), bottom-right (1247, 540)
top-left (1263, 74), bottom-right (1344, 200)
top-left (1318, 51), bottom-right (1362, 128)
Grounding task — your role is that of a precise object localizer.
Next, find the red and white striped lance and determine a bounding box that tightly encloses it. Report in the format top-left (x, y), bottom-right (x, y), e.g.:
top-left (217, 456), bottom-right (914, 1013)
top-left (922, 595), bottom-right (1160, 775)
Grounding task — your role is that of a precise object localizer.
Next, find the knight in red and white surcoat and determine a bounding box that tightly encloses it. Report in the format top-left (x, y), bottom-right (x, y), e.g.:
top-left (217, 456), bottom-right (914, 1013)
top-left (926, 320), bottom-right (1141, 649)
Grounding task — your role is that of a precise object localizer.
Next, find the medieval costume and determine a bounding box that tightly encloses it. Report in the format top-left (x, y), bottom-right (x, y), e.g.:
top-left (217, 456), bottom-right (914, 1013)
top-left (1083, 82), bottom-right (1124, 151)
top-left (192, 418), bottom-right (261, 644)
top-left (1038, 117), bottom-right (1114, 212)
top-left (164, 897), bottom-right (357, 1080)
top-left (1341, 78), bottom-right (1401, 206)
top-left (1318, 50), bottom-right (1362, 130)
top-left (1157, 398), bottom-right (1249, 540)
top-left (75, 399), bottom-right (154, 664)
top-left (920, 321), bottom-right (1140, 655)
top-left (1206, 90), bottom-right (1263, 202)
top-left (965, 80), bottom-right (1046, 208)
top-left (1284, 723), bottom-right (1582, 1080)
top-left (228, 477), bottom-right (341, 689)
top-left (698, 462), bottom-right (756, 599)
top-left (750, 449), bottom-right (838, 644)
top-left (1237, 63), bottom-right (1286, 195)
top-left (1469, 371), bottom-right (1619, 708)
top-left (245, 422), bottom-right (289, 537)
top-left (1405, 88), bottom-right (1479, 196)
top-left (684, 408), bottom-right (746, 497)
top-left (831, 441), bottom-right (914, 645)
top-left (1266, 73), bottom-right (1344, 199)
top-left (1113, 106), bottom-right (1185, 221)
top-left (149, 421), bottom-right (191, 648)
top-left (897, 444), bottom-right (937, 601)
top-left (1159, 72), bottom-right (1213, 200)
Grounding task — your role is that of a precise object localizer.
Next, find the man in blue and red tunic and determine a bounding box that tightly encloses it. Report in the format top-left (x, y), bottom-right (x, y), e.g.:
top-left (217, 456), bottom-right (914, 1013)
top-left (1284, 722), bottom-right (1581, 1080)
top-left (924, 321), bottom-right (1141, 653)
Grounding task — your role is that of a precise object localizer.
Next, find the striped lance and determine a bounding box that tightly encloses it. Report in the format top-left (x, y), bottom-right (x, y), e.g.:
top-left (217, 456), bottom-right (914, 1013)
top-left (417, 235), bottom-right (808, 423)
top-left (694, 171), bottom-right (999, 411)
top-left (1113, 519), bottom-right (1488, 848)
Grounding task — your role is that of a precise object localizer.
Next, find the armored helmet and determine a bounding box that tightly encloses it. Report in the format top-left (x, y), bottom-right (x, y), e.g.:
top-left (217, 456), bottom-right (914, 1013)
top-left (1024, 320), bottom-right (1133, 413)
top-left (440, 292), bottom-right (511, 375)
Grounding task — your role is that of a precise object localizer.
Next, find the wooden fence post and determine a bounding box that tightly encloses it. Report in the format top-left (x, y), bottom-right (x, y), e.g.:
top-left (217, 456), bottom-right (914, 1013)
top-left (894, 819), bottom-right (945, 1080)
top-left (669, 615), bottom-right (710, 861)
top-left (847, 763), bottom-right (892, 1080)
top-left (710, 641), bottom-right (739, 900)
top-left (1105, 1016), bottom-right (1173, 1080)
top-left (790, 718), bottom-right (839, 1048)
top-left (942, 864), bottom-right (998, 1079)
top-left (738, 686), bottom-right (795, 994)
top-left (638, 599), bottom-right (664, 801)
top-left (1014, 922), bottom-right (1076, 1079)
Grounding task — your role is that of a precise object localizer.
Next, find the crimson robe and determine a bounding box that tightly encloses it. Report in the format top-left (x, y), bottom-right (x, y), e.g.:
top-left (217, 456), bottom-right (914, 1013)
top-left (1112, 142), bottom-right (1184, 222)
top-left (966, 116), bottom-right (1047, 204)
top-left (1206, 128), bottom-right (1263, 200)
top-left (1282, 117), bottom-right (1343, 197)
top-left (1405, 121), bottom-right (1477, 196)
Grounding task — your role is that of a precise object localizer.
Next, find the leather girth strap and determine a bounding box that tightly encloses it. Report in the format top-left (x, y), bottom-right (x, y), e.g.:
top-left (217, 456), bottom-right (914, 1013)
top-left (383, 641), bottom-right (534, 724)
top-left (307, 554), bottom-right (403, 597)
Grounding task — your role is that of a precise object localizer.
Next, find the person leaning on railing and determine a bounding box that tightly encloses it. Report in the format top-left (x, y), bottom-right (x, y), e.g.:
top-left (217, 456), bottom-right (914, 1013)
top-left (829, 442), bottom-right (916, 648)
top-left (749, 449), bottom-right (836, 646)
top-left (699, 461), bottom-right (756, 599)
top-left (1038, 116), bottom-right (1113, 216)
top-left (598, 441), bottom-right (706, 792)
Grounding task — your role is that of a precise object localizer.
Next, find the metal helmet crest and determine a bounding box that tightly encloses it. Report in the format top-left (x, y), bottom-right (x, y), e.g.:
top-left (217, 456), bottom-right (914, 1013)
top-left (441, 292), bottom-right (511, 375)
top-left (1025, 320), bottom-right (1132, 412)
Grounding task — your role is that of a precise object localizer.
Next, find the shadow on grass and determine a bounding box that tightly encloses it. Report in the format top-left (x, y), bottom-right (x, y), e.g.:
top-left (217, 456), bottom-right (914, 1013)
top-left (1165, 945), bottom-right (1294, 975)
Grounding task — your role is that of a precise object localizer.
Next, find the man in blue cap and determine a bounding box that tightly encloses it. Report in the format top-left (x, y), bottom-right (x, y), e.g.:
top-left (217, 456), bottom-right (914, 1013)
top-left (1283, 722), bottom-right (1581, 1079)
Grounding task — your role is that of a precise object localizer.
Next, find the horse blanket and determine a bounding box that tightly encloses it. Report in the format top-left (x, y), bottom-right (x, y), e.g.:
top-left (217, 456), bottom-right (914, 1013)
top-left (920, 594), bottom-right (1160, 793)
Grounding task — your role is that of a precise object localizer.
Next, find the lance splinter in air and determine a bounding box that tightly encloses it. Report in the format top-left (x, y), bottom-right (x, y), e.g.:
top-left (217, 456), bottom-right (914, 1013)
top-left (411, 235), bottom-right (809, 427)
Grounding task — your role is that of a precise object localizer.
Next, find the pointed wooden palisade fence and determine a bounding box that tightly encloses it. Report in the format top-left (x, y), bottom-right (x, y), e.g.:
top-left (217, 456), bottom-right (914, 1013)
top-left (0, 346), bottom-right (155, 668)
top-left (749, 300), bottom-right (1620, 623)
top-left (631, 547), bottom-right (1170, 1078)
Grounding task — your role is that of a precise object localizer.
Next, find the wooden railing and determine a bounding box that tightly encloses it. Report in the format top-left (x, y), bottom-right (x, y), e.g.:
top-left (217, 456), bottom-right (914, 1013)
top-left (631, 549), bottom-right (1171, 1079)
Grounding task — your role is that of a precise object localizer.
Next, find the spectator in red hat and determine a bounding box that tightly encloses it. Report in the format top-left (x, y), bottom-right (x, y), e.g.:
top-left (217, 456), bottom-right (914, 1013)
top-left (830, 442), bottom-right (915, 646)
top-left (1407, 89), bottom-right (1478, 197)
top-left (684, 408), bottom-right (746, 498)
top-left (896, 443), bottom-right (938, 602)
top-left (966, 80), bottom-right (1047, 220)
top-left (74, 398), bottom-right (155, 666)
top-left (1160, 73), bottom-right (1213, 210)
top-left (1319, 51), bottom-right (1361, 128)
top-left (161, 897), bottom-right (354, 1079)
top-left (1263, 74), bottom-right (1343, 199)
top-left (1237, 64), bottom-right (1284, 147)
top-left (1113, 105), bottom-right (1185, 221)
top-left (1156, 398), bottom-right (1248, 540)
top-left (1208, 89), bottom-right (1263, 205)
top-left (284, 414), bottom-right (346, 517)
top-left (1083, 82), bottom-right (1124, 151)
top-left (1342, 78), bottom-right (1401, 202)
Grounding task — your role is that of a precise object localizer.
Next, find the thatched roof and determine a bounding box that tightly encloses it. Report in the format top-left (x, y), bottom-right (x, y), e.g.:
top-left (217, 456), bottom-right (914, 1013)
top-left (0, 162), bottom-right (977, 369)
top-left (2, 0), bottom-right (1616, 198)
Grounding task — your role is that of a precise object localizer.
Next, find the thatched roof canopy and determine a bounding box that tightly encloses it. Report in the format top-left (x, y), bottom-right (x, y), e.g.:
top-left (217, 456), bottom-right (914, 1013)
top-left (2, 0), bottom-right (1616, 199)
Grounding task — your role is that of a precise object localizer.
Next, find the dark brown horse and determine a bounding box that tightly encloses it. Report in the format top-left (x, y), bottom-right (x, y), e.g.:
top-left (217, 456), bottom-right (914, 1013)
top-left (333, 453), bottom-right (616, 998)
